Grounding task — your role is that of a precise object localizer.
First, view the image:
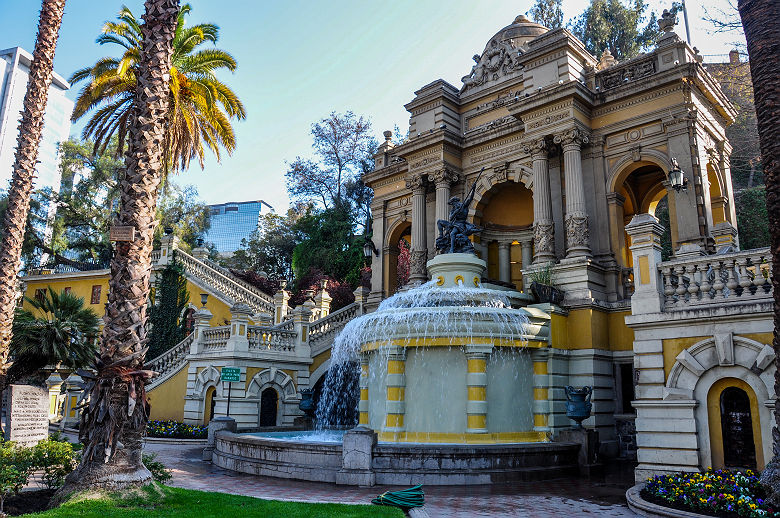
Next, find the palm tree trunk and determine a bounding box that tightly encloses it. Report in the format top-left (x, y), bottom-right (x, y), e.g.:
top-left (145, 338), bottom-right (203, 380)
top-left (0, 0), bottom-right (66, 393)
top-left (60, 0), bottom-right (179, 492)
top-left (738, 0), bottom-right (780, 500)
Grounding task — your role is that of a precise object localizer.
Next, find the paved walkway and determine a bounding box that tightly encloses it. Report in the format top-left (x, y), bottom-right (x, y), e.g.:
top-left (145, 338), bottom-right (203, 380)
top-left (145, 442), bottom-right (639, 517)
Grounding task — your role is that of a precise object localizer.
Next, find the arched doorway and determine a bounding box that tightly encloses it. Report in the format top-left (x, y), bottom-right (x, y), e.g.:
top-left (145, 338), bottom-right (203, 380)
top-left (474, 181), bottom-right (534, 290)
top-left (720, 387), bottom-right (757, 469)
top-left (610, 163), bottom-right (675, 268)
top-left (204, 386), bottom-right (216, 425)
top-left (260, 388), bottom-right (278, 427)
top-left (384, 222), bottom-right (411, 296)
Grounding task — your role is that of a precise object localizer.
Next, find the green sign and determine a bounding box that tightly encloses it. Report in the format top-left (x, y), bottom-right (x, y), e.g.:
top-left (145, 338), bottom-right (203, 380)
top-left (221, 367), bottom-right (241, 383)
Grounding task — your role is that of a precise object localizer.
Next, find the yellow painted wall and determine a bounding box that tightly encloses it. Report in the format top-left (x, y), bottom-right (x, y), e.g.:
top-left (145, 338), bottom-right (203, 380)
top-left (147, 364), bottom-right (189, 421)
top-left (706, 377), bottom-right (765, 470)
top-left (608, 311), bottom-right (635, 351)
top-left (186, 280), bottom-right (232, 326)
top-left (549, 309), bottom-right (633, 351)
top-left (23, 273), bottom-right (110, 315)
top-left (480, 183), bottom-right (534, 228)
top-left (310, 349), bottom-right (331, 376)
top-left (662, 337), bottom-right (705, 378)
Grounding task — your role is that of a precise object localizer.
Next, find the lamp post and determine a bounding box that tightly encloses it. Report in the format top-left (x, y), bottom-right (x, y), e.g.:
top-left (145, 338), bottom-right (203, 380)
top-left (668, 158), bottom-right (689, 192)
top-left (200, 293), bottom-right (208, 307)
top-left (363, 237), bottom-right (379, 264)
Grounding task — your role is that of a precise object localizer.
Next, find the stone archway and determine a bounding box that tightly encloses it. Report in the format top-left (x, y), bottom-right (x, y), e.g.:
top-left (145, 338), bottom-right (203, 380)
top-left (192, 366), bottom-right (222, 424)
top-left (247, 368), bottom-right (297, 427)
top-left (383, 218), bottom-right (412, 296)
top-left (665, 335), bottom-right (775, 469)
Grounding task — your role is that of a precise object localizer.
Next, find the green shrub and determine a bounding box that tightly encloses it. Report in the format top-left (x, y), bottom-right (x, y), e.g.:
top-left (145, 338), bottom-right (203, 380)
top-left (0, 441), bottom-right (34, 514)
top-left (31, 439), bottom-right (78, 489)
top-left (143, 453), bottom-right (172, 483)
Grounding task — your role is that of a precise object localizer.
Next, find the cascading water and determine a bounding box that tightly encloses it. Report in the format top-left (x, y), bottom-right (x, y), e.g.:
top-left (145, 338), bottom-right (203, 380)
top-left (315, 271), bottom-right (537, 442)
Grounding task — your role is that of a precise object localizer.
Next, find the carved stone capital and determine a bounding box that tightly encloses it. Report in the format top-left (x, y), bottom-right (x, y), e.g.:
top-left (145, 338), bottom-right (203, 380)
top-left (522, 138), bottom-right (548, 158)
top-left (565, 213), bottom-right (590, 252)
top-left (431, 168), bottom-right (460, 187)
top-left (492, 162), bottom-right (511, 183)
top-left (405, 174), bottom-right (426, 193)
top-left (553, 128), bottom-right (590, 148)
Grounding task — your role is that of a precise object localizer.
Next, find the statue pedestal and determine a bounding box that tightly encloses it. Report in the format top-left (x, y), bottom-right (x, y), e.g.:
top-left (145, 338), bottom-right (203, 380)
top-left (427, 253), bottom-right (487, 289)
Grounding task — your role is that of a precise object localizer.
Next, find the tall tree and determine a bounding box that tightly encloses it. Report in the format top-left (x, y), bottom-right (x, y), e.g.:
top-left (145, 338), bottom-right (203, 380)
top-left (0, 0), bottom-right (66, 394)
top-left (570, 0), bottom-right (671, 60)
top-left (528, 0), bottom-right (564, 29)
top-left (63, 0), bottom-right (180, 491)
top-left (736, 0), bottom-right (780, 501)
top-left (285, 111), bottom-right (374, 209)
top-left (70, 3), bottom-right (244, 176)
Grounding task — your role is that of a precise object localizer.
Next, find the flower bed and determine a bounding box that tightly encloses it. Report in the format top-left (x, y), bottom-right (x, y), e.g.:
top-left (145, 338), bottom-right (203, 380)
top-left (642, 469), bottom-right (778, 517)
top-left (147, 420), bottom-right (207, 439)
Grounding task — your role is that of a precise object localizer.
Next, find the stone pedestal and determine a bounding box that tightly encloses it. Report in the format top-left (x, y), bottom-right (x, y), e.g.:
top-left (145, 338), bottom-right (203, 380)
top-left (426, 253), bottom-right (486, 288)
top-left (556, 428), bottom-right (601, 475)
top-left (336, 426), bottom-right (377, 486)
top-left (203, 416), bottom-right (237, 461)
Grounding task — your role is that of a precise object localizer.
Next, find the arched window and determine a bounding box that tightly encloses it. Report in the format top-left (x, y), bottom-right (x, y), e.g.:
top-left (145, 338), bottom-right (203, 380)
top-left (720, 386), bottom-right (756, 469)
top-left (204, 386), bottom-right (216, 425)
top-left (260, 388), bottom-right (278, 427)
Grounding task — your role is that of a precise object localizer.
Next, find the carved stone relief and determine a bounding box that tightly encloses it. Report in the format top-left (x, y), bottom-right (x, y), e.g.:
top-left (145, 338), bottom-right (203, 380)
top-left (565, 214), bottom-right (590, 251)
top-left (533, 221), bottom-right (555, 258)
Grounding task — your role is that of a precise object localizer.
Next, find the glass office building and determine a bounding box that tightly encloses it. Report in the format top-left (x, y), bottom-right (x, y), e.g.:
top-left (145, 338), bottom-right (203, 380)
top-left (203, 200), bottom-right (273, 256)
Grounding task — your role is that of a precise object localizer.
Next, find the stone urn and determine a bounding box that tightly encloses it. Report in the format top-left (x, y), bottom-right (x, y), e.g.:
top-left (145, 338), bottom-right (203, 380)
top-left (565, 386), bottom-right (592, 429)
top-left (530, 281), bottom-right (564, 305)
top-left (298, 389), bottom-right (316, 418)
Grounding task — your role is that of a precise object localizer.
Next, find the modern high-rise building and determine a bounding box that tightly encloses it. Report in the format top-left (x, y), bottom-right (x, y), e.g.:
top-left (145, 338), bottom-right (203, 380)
top-left (0, 46), bottom-right (73, 195)
top-left (203, 200), bottom-right (274, 256)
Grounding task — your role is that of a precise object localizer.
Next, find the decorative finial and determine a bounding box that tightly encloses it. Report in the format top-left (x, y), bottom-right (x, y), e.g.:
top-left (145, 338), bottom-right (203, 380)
top-left (383, 130), bottom-right (392, 142)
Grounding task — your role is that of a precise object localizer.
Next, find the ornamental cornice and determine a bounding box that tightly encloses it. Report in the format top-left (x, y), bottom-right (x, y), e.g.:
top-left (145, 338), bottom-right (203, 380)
top-left (592, 84), bottom-right (684, 118)
top-left (370, 171), bottom-right (408, 190)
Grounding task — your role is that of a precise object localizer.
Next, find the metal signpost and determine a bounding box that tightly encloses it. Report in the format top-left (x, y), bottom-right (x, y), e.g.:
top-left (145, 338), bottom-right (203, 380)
top-left (220, 367), bottom-right (241, 417)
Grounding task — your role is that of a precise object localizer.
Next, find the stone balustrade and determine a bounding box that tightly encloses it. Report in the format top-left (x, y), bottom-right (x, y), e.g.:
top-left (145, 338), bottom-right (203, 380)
top-left (160, 247), bottom-right (274, 314)
top-left (146, 332), bottom-right (194, 389)
top-left (202, 326), bottom-right (231, 351)
top-left (659, 248), bottom-right (772, 310)
top-left (309, 302), bottom-right (360, 354)
top-left (247, 326), bottom-right (298, 352)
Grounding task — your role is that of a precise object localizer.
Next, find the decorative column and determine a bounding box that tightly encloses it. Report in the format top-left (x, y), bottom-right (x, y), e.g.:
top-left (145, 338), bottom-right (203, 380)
top-left (624, 213), bottom-right (665, 315)
top-left (226, 303), bottom-right (252, 353)
top-left (554, 128), bottom-right (591, 258)
top-left (520, 239), bottom-right (533, 270)
top-left (531, 348), bottom-right (550, 434)
top-left (406, 174), bottom-right (428, 284)
top-left (273, 282), bottom-right (290, 324)
top-left (431, 168), bottom-right (460, 229)
top-left (383, 346), bottom-right (407, 437)
top-left (191, 306), bottom-right (213, 354)
top-left (465, 344), bottom-right (493, 434)
top-left (359, 354), bottom-right (369, 426)
top-left (498, 242), bottom-right (511, 283)
top-left (524, 138), bottom-right (555, 263)
top-left (313, 279), bottom-right (332, 319)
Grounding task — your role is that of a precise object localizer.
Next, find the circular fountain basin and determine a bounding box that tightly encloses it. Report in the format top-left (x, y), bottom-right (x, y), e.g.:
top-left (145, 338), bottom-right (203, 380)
top-left (212, 430), bottom-right (580, 485)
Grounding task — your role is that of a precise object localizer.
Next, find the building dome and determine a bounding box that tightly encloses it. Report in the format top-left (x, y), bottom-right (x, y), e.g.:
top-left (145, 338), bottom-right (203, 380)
top-left (490, 15), bottom-right (549, 50)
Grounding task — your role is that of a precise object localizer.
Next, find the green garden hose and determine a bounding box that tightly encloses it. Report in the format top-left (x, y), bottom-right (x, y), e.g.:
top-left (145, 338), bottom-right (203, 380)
top-left (371, 484), bottom-right (425, 510)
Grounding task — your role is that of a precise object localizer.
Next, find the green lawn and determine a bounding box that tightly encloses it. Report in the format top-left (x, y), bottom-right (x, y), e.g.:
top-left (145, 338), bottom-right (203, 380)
top-left (20, 485), bottom-right (405, 518)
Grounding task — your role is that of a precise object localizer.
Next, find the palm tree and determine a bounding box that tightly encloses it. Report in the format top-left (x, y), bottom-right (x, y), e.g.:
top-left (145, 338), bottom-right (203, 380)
top-left (737, 0), bottom-right (780, 501)
top-left (61, 0), bottom-right (180, 492)
top-left (8, 287), bottom-right (99, 386)
top-left (0, 0), bottom-right (66, 398)
top-left (70, 3), bottom-right (245, 176)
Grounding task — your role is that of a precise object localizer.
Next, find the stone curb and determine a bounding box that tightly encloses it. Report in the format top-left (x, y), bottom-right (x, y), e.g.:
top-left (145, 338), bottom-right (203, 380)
top-left (407, 506), bottom-right (431, 517)
top-left (626, 484), bottom-right (711, 518)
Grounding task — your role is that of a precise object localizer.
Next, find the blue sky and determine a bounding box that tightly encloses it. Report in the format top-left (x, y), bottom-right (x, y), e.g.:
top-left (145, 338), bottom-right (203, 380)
top-left (1, 0), bottom-right (743, 213)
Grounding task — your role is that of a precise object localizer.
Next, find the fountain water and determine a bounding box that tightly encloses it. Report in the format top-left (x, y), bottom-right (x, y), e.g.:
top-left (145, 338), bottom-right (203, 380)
top-left (212, 253), bottom-right (580, 484)
top-left (317, 253), bottom-right (544, 443)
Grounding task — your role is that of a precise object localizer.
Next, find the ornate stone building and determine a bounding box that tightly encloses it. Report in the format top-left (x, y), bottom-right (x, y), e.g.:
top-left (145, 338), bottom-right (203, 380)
top-left (364, 13), bottom-right (774, 479)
